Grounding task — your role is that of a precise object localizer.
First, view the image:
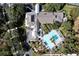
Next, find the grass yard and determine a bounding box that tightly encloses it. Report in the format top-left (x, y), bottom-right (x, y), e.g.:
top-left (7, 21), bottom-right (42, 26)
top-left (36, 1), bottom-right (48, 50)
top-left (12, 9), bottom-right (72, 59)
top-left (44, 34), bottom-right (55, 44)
top-left (63, 4), bottom-right (76, 15)
top-left (63, 4), bottom-right (78, 19)
top-left (42, 24), bottom-right (54, 34)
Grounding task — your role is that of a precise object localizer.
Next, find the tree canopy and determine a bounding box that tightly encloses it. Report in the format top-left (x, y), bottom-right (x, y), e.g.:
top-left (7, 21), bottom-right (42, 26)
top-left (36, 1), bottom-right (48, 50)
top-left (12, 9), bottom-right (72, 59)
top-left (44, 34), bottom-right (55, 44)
top-left (43, 3), bottom-right (65, 12)
top-left (0, 4), bottom-right (28, 56)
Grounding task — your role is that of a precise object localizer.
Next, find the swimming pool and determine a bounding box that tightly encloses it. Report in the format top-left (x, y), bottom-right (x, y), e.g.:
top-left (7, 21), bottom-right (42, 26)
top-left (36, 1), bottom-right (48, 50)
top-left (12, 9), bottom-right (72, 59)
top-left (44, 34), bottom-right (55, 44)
top-left (43, 35), bottom-right (55, 49)
top-left (42, 30), bottom-right (64, 49)
top-left (48, 30), bottom-right (59, 41)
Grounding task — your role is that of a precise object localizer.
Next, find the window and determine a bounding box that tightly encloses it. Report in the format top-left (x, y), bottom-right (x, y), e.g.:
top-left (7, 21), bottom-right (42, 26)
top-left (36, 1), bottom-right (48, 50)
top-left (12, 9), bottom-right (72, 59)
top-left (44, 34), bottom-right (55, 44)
top-left (31, 15), bottom-right (35, 22)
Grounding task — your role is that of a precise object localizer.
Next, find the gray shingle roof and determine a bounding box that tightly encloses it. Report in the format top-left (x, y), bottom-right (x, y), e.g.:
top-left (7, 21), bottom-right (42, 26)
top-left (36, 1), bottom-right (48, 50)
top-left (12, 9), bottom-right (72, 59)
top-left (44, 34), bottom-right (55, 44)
top-left (37, 12), bottom-right (55, 24)
top-left (54, 12), bottom-right (63, 22)
top-left (37, 12), bottom-right (63, 24)
top-left (26, 12), bottom-right (64, 25)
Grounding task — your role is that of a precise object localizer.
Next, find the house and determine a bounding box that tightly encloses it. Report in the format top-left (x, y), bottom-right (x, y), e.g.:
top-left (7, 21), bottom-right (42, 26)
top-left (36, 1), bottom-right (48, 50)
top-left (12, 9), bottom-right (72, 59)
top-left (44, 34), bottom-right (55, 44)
top-left (25, 11), bottom-right (65, 27)
top-left (25, 12), bottom-right (38, 42)
top-left (25, 11), bottom-right (65, 50)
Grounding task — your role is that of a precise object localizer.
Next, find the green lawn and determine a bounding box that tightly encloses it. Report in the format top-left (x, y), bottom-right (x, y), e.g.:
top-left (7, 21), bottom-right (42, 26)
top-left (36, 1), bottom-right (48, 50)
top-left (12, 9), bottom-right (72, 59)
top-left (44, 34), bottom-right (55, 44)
top-left (63, 4), bottom-right (76, 14)
top-left (42, 24), bottom-right (54, 34)
top-left (63, 4), bottom-right (78, 19)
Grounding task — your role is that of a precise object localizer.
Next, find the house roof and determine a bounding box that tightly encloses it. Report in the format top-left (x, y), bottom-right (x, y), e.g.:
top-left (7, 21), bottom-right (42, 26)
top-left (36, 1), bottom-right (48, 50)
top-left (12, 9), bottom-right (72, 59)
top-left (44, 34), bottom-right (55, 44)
top-left (26, 12), bottom-right (36, 16)
top-left (54, 12), bottom-right (64, 22)
top-left (26, 12), bottom-right (64, 24)
top-left (37, 12), bottom-right (55, 24)
top-left (37, 12), bottom-right (64, 24)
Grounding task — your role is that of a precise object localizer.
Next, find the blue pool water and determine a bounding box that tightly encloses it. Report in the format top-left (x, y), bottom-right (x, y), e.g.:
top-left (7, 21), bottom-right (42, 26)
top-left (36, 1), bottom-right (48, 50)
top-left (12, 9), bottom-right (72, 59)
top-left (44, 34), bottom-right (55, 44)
top-left (43, 35), bottom-right (54, 49)
top-left (48, 30), bottom-right (59, 41)
top-left (52, 35), bottom-right (58, 41)
top-left (42, 30), bottom-right (60, 49)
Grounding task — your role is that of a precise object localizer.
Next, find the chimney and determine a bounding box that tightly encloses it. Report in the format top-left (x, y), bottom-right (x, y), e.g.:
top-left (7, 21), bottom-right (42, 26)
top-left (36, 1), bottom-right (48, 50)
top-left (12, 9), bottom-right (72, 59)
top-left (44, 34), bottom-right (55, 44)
top-left (35, 3), bottom-right (40, 14)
